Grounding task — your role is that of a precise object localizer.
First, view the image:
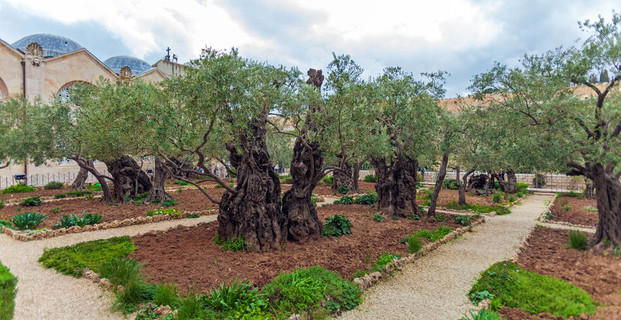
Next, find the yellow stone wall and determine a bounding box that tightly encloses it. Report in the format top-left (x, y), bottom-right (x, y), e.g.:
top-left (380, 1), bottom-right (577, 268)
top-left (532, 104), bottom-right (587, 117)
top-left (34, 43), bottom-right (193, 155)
top-left (0, 42), bottom-right (25, 99)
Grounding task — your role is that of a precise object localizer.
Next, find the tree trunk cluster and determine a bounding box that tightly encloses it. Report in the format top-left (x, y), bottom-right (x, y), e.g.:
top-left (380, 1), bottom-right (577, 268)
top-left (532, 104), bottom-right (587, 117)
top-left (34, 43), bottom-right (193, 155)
top-left (106, 155), bottom-right (152, 202)
top-left (589, 164), bottom-right (621, 249)
top-left (458, 166), bottom-right (477, 206)
top-left (332, 161), bottom-right (361, 194)
top-left (148, 157), bottom-right (172, 201)
top-left (372, 156), bottom-right (420, 218)
top-left (428, 153), bottom-right (449, 217)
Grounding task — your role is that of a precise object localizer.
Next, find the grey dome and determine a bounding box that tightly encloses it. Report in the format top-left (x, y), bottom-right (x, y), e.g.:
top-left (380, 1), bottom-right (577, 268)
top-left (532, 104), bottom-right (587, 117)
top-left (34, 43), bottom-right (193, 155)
top-left (12, 34), bottom-right (82, 58)
top-left (104, 56), bottom-right (152, 76)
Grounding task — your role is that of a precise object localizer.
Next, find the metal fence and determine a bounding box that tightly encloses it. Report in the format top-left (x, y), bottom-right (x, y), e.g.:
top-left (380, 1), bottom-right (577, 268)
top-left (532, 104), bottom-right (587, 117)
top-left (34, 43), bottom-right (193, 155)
top-left (420, 171), bottom-right (586, 193)
top-left (0, 169), bottom-right (110, 190)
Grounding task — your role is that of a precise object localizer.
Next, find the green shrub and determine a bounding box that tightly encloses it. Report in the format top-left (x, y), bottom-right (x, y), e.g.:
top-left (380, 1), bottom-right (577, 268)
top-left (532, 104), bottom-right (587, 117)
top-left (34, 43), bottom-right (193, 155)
top-left (54, 212), bottom-right (103, 229)
top-left (416, 226), bottom-right (453, 242)
top-left (363, 174), bottom-right (376, 183)
top-left (161, 198), bottom-right (178, 207)
top-left (508, 195), bottom-right (516, 203)
top-left (0, 260), bottom-right (17, 320)
top-left (21, 196), bottom-right (42, 206)
top-left (322, 175), bottom-right (334, 185)
top-left (153, 283), bottom-right (180, 308)
top-left (146, 208), bottom-right (183, 217)
top-left (44, 181), bottom-right (64, 190)
top-left (214, 235), bottom-right (248, 252)
top-left (455, 215), bottom-right (472, 226)
top-left (492, 192), bottom-right (502, 203)
top-left (174, 180), bottom-right (188, 186)
top-left (0, 220), bottom-right (12, 232)
top-left (445, 201), bottom-right (511, 215)
top-left (544, 211), bottom-right (555, 220)
top-left (12, 212), bottom-right (47, 230)
top-left (0, 200), bottom-right (3, 210)
top-left (86, 183), bottom-right (102, 191)
top-left (422, 200), bottom-right (431, 206)
top-left (337, 185), bottom-right (349, 194)
top-left (2, 183), bottom-right (35, 194)
top-left (421, 189), bottom-right (433, 200)
top-left (54, 194), bottom-right (67, 199)
top-left (460, 308), bottom-right (503, 320)
top-left (202, 279), bottom-right (267, 318)
top-left (435, 214), bottom-right (447, 222)
top-left (563, 205), bottom-right (572, 211)
top-left (281, 177), bottom-right (294, 184)
top-left (533, 173), bottom-right (546, 187)
top-left (373, 213), bottom-right (385, 222)
top-left (353, 192), bottom-right (378, 205)
top-left (469, 261), bottom-right (596, 317)
top-left (333, 195), bottom-right (354, 205)
top-left (323, 215), bottom-right (353, 237)
top-left (516, 182), bottom-right (529, 193)
top-left (568, 230), bottom-right (588, 251)
top-left (262, 266), bottom-right (361, 317)
top-left (442, 179), bottom-right (459, 190)
top-left (406, 236), bottom-right (423, 253)
top-left (38, 236), bottom-right (135, 277)
top-left (188, 213), bottom-right (200, 219)
top-left (372, 252), bottom-right (400, 272)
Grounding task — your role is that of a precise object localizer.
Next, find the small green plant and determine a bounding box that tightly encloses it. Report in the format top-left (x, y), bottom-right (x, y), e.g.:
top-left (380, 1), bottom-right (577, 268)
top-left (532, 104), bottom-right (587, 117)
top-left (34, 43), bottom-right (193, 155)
top-left (50, 207), bottom-right (61, 214)
top-left (322, 175), bottom-right (334, 185)
top-left (407, 214), bottom-right (420, 220)
top-left (146, 208), bottom-right (183, 217)
top-left (152, 283), bottom-right (180, 308)
top-left (202, 279), bottom-right (267, 318)
top-left (333, 195), bottom-right (354, 205)
top-left (492, 192), bottom-right (502, 203)
top-left (323, 214), bottom-right (353, 237)
top-left (563, 204), bottom-right (572, 211)
top-left (54, 194), bottom-right (67, 199)
top-left (12, 212), bottom-right (47, 230)
top-left (44, 181), bottom-right (65, 190)
top-left (337, 185), bottom-right (349, 194)
top-left (214, 235), bottom-right (248, 252)
top-left (2, 183), bottom-right (36, 194)
top-left (406, 235), bottom-right (423, 253)
top-left (0, 200), bottom-right (4, 210)
top-left (459, 308), bottom-right (503, 320)
top-left (86, 183), bottom-right (102, 191)
top-left (363, 174), bottom-right (376, 182)
top-left (21, 196), bottom-right (43, 206)
top-left (372, 252), bottom-right (400, 272)
top-left (455, 215), bottom-right (472, 226)
top-left (161, 198), bottom-right (178, 207)
top-left (174, 180), bottom-right (188, 186)
top-left (54, 212), bottom-right (103, 229)
top-left (435, 214), bottom-right (447, 222)
top-left (469, 290), bottom-right (494, 304)
top-left (373, 213), bottom-right (385, 222)
top-left (442, 179), bottom-right (459, 190)
top-left (416, 226), bottom-right (453, 242)
top-left (0, 261), bottom-right (17, 319)
top-left (422, 200), bottom-right (431, 206)
top-left (568, 230), bottom-right (588, 250)
top-left (353, 191), bottom-right (378, 205)
top-left (516, 182), bottom-right (529, 193)
top-left (508, 195), bottom-right (516, 203)
top-left (188, 213), bottom-right (200, 219)
top-left (544, 211), bottom-right (555, 220)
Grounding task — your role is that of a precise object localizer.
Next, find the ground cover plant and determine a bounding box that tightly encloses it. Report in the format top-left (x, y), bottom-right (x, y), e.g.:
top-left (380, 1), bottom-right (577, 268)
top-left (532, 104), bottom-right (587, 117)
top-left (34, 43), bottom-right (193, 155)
top-left (11, 212), bottom-right (47, 230)
top-left (0, 260), bottom-right (17, 320)
top-left (53, 212), bottom-right (103, 229)
top-left (322, 214), bottom-right (353, 237)
top-left (470, 261), bottom-right (596, 318)
top-left (43, 181), bottom-right (64, 190)
top-left (21, 196), bottom-right (42, 206)
top-left (444, 201), bottom-right (510, 215)
top-left (2, 183), bottom-right (35, 194)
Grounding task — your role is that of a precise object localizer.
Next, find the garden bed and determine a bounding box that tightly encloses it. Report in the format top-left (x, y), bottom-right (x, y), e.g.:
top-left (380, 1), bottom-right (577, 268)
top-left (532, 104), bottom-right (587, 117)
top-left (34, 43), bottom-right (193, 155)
top-left (548, 196), bottom-right (598, 227)
top-left (129, 204), bottom-right (481, 293)
top-left (499, 227), bottom-right (621, 319)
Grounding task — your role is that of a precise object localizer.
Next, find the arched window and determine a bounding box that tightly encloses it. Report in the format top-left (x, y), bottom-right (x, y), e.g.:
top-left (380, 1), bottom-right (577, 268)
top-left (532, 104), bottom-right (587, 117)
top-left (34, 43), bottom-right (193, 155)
top-left (0, 77), bottom-right (8, 100)
top-left (56, 80), bottom-right (89, 104)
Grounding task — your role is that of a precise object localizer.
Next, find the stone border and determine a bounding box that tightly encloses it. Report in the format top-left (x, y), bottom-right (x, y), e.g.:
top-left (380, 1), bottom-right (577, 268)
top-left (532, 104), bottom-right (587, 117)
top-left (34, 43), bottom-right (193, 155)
top-left (1, 211), bottom-right (214, 241)
top-left (352, 215), bottom-right (487, 291)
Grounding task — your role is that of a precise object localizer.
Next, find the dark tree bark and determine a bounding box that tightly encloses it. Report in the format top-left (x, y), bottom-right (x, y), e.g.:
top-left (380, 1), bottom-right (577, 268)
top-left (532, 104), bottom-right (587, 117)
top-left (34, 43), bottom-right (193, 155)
top-left (148, 157), bottom-right (172, 201)
top-left (72, 157), bottom-right (113, 202)
top-left (282, 68), bottom-right (325, 242)
top-left (506, 169), bottom-right (517, 194)
top-left (485, 173), bottom-right (496, 196)
top-left (459, 166), bottom-right (477, 206)
top-left (583, 179), bottom-right (595, 199)
top-left (218, 125), bottom-right (287, 251)
top-left (589, 164), bottom-right (621, 249)
top-left (428, 153), bottom-right (449, 217)
top-left (106, 155), bottom-right (152, 202)
top-left (351, 161), bottom-right (361, 192)
top-left (372, 156), bottom-right (420, 218)
top-left (71, 165), bottom-right (89, 190)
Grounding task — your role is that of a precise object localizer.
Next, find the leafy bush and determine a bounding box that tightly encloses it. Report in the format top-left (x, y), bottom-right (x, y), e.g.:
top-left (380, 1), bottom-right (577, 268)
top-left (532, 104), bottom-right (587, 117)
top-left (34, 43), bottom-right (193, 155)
top-left (176, 291), bottom-right (202, 320)
top-left (460, 308), bottom-right (503, 320)
top-left (337, 185), bottom-right (349, 194)
top-left (469, 261), bottom-right (596, 317)
top-left (563, 205), bottom-right (572, 211)
top-left (442, 179), bottom-right (459, 190)
top-left (54, 194), bottom-right (67, 199)
top-left (202, 279), bottom-right (267, 318)
top-left (406, 235), bottom-right (423, 253)
top-left (568, 230), bottom-right (588, 251)
top-left (153, 283), bottom-right (180, 308)
top-left (455, 215), bottom-right (472, 226)
top-left (508, 195), bottom-right (516, 203)
top-left (372, 252), bottom-right (400, 272)
top-left (12, 212), bottom-right (47, 230)
top-left (39, 236), bottom-right (135, 277)
top-left (492, 192), bottom-right (502, 203)
top-left (86, 183), bottom-right (102, 191)
top-left (54, 212), bottom-right (103, 229)
top-left (214, 235), bottom-right (248, 252)
top-left (322, 175), bottom-right (333, 185)
top-left (0, 260), bottom-right (17, 320)
top-left (373, 213), bottom-right (385, 222)
top-left (21, 196), bottom-right (42, 206)
top-left (353, 192), bottom-right (378, 205)
top-left (544, 212), bottom-right (555, 220)
top-left (421, 189), bottom-right (433, 200)
top-left (516, 182), bottom-right (529, 193)
top-left (262, 266), bottom-right (360, 317)
top-left (146, 208), bottom-right (183, 217)
top-left (281, 177), bottom-right (294, 184)
top-left (435, 214), bottom-right (447, 222)
top-left (532, 173), bottom-right (546, 187)
top-left (101, 257), bottom-right (154, 313)
top-left (333, 196), bottom-right (354, 205)
top-left (323, 215), bottom-right (353, 237)
top-left (416, 226), bottom-right (453, 242)
top-left (44, 181), bottom-right (64, 190)
top-left (363, 174), bottom-right (376, 183)
top-left (174, 180), bottom-right (189, 186)
top-left (2, 183), bottom-right (35, 194)
top-left (161, 198), bottom-right (178, 207)
top-left (0, 220), bottom-right (12, 232)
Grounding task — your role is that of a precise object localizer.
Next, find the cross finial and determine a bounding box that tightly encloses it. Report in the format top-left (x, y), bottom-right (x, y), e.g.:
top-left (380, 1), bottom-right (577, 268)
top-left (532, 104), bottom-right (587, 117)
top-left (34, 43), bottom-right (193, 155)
top-left (165, 47), bottom-right (171, 61)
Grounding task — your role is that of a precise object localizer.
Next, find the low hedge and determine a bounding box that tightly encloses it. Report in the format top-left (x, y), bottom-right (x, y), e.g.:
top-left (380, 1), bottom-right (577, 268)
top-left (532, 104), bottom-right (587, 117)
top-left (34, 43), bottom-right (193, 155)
top-left (0, 261), bottom-right (17, 320)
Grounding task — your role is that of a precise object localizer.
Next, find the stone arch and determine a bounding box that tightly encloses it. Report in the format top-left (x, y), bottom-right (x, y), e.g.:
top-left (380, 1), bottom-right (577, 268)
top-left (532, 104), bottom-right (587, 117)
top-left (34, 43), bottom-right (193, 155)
top-left (0, 77), bottom-right (8, 100)
top-left (56, 80), bottom-right (90, 104)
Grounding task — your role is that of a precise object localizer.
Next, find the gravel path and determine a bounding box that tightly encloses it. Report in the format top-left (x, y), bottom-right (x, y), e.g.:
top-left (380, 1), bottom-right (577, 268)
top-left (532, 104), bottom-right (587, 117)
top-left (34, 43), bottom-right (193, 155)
top-left (0, 215), bottom-right (217, 320)
top-left (339, 193), bottom-right (555, 320)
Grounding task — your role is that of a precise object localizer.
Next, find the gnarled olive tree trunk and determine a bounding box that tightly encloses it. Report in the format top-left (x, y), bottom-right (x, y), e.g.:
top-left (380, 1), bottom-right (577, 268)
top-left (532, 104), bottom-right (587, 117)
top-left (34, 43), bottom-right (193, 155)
top-left (71, 165), bottom-right (89, 190)
top-left (72, 157), bottom-right (113, 202)
top-left (428, 153), bottom-right (449, 217)
top-left (106, 155), bottom-right (152, 202)
top-left (372, 156), bottom-right (420, 218)
top-left (589, 164), bottom-right (621, 249)
top-left (458, 166), bottom-right (477, 206)
top-left (332, 161), bottom-right (361, 194)
top-left (148, 157), bottom-right (172, 201)
top-left (218, 124), bottom-right (287, 251)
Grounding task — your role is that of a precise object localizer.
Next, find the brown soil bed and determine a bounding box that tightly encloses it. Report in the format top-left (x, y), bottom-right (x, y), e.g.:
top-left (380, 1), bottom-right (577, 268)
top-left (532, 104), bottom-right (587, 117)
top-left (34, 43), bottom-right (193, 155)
top-left (0, 187), bottom-right (77, 201)
top-left (281, 181), bottom-right (376, 196)
top-left (0, 187), bottom-right (225, 228)
top-left (499, 227), bottom-right (621, 319)
top-left (550, 196), bottom-right (599, 227)
top-left (130, 204), bottom-right (479, 293)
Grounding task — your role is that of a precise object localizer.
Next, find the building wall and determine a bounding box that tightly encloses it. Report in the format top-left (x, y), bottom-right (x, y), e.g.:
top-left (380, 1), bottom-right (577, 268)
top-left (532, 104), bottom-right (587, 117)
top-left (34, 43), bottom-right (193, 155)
top-left (0, 42), bottom-right (24, 99)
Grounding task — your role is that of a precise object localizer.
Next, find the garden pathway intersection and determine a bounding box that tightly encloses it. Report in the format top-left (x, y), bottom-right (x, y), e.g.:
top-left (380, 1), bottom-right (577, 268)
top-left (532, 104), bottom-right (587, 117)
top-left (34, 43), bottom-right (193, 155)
top-left (0, 193), bottom-right (557, 319)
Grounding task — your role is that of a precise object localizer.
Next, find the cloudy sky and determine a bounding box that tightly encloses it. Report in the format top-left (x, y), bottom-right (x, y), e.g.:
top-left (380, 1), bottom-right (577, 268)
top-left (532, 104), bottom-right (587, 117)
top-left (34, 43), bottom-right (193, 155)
top-left (0, 0), bottom-right (617, 96)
